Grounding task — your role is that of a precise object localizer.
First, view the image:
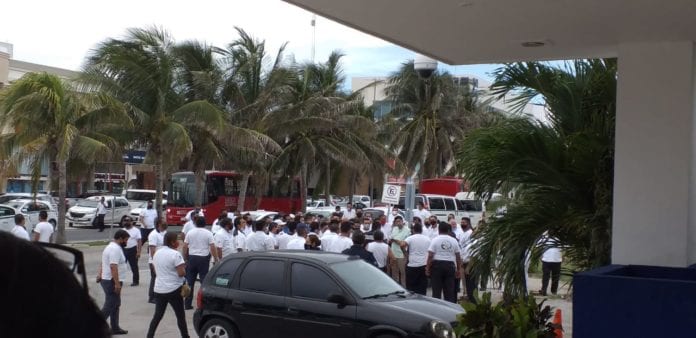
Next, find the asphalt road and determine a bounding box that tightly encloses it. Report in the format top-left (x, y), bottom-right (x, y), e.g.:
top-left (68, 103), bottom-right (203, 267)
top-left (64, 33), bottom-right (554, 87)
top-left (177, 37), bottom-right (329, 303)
top-left (65, 225), bottom-right (183, 243)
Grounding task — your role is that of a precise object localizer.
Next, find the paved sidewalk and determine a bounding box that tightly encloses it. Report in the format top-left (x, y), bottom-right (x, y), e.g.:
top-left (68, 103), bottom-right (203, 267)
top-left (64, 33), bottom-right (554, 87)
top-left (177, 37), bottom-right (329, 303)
top-left (77, 244), bottom-right (573, 337)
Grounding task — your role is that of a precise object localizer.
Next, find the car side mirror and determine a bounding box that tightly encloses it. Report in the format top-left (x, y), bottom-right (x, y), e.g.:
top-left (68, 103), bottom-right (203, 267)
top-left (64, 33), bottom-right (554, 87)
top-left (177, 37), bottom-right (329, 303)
top-left (327, 293), bottom-right (349, 307)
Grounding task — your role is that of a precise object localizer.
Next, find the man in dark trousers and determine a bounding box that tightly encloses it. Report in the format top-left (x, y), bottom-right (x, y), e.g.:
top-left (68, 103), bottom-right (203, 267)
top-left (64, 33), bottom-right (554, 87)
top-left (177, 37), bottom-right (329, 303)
top-left (97, 230), bottom-right (130, 335)
top-left (96, 197), bottom-right (108, 232)
top-left (183, 216), bottom-right (219, 310)
top-left (342, 231), bottom-right (378, 267)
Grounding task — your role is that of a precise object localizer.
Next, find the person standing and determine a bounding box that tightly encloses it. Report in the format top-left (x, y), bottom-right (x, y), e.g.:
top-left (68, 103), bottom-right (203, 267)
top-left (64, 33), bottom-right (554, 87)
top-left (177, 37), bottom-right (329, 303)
top-left (181, 211), bottom-right (198, 241)
top-left (426, 222), bottom-right (462, 303)
top-left (343, 204), bottom-right (356, 220)
top-left (366, 230), bottom-right (392, 273)
top-left (96, 197), bottom-right (108, 232)
top-left (11, 214), bottom-right (30, 240)
top-left (342, 231), bottom-right (378, 267)
top-left (139, 201), bottom-right (158, 245)
top-left (326, 222), bottom-right (354, 253)
top-left (122, 217), bottom-right (142, 286)
top-left (389, 216), bottom-right (411, 287)
top-left (147, 220), bottom-right (168, 303)
top-left (233, 217), bottom-right (247, 252)
top-left (539, 232), bottom-right (562, 296)
top-left (245, 221), bottom-right (275, 251)
top-left (183, 216), bottom-right (218, 310)
top-left (97, 230), bottom-right (130, 335)
top-left (320, 222), bottom-right (339, 251)
top-left (404, 223), bottom-right (431, 295)
top-left (412, 202), bottom-right (431, 226)
top-left (459, 217), bottom-right (476, 303)
top-left (211, 211), bottom-right (227, 235)
top-left (32, 210), bottom-right (53, 243)
top-left (287, 224), bottom-right (309, 250)
top-left (146, 232), bottom-right (189, 338)
top-left (214, 218), bottom-right (235, 258)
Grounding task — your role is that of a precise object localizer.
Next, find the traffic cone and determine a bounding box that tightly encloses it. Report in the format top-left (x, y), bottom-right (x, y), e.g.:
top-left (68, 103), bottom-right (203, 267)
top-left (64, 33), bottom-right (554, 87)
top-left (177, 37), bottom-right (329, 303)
top-left (552, 308), bottom-right (563, 338)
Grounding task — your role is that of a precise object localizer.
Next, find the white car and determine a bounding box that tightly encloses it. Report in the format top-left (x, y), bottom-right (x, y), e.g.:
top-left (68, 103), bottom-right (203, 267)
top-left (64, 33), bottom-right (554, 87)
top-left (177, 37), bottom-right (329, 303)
top-left (0, 193), bottom-right (58, 210)
top-left (66, 195), bottom-right (131, 228)
top-left (241, 210), bottom-right (279, 222)
top-left (0, 199), bottom-right (58, 234)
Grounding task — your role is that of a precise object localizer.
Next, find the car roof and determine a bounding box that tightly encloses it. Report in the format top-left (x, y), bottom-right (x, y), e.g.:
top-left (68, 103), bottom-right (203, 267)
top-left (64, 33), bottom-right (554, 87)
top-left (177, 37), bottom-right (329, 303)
top-left (226, 250), bottom-right (355, 265)
top-left (7, 199), bottom-right (49, 204)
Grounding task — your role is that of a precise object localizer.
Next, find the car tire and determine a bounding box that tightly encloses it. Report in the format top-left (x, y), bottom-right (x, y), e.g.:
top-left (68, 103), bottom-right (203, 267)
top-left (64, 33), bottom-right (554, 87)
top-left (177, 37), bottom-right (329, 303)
top-left (199, 318), bottom-right (237, 338)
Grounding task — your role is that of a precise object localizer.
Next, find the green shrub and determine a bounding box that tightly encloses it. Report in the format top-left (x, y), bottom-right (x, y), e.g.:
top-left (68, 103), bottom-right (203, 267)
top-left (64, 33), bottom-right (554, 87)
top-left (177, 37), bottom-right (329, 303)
top-left (455, 292), bottom-right (558, 338)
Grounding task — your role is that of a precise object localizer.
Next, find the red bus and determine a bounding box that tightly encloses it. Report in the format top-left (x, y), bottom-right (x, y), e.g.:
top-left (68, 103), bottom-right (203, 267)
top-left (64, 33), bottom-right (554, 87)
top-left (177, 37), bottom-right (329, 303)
top-left (419, 177), bottom-right (469, 196)
top-left (166, 171), bottom-right (301, 225)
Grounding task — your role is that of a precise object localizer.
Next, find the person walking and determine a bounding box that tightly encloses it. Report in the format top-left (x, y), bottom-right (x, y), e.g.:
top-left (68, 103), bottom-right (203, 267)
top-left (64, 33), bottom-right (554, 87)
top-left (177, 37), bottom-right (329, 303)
top-left (389, 216), bottom-right (411, 287)
top-left (539, 231), bottom-right (563, 296)
top-left (97, 230), bottom-right (130, 335)
top-left (146, 231), bottom-right (189, 338)
top-left (459, 217), bottom-right (476, 303)
top-left (404, 223), bottom-right (431, 295)
top-left (139, 201), bottom-right (158, 245)
top-left (32, 210), bottom-right (54, 243)
top-left (366, 230), bottom-right (392, 273)
top-left (96, 197), bottom-right (108, 232)
top-left (147, 220), bottom-right (168, 303)
top-left (342, 231), bottom-right (378, 266)
top-left (122, 217), bottom-right (142, 286)
top-left (183, 216), bottom-right (218, 310)
top-left (426, 222), bottom-right (462, 303)
top-left (11, 214), bottom-right (30, 240)
top-left (245, 221), bottom-right (275, 251)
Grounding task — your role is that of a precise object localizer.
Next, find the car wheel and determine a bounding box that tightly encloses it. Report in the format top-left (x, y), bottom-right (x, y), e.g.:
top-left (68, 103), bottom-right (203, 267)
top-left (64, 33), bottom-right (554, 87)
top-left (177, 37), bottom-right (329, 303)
top-left (200, 318), bottom-right (237, 338)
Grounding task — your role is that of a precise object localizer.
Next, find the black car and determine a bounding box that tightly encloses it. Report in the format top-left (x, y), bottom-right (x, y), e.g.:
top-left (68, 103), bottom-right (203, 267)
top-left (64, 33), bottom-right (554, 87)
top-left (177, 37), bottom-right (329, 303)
top-left (193, 251), bottom-right (462, 338)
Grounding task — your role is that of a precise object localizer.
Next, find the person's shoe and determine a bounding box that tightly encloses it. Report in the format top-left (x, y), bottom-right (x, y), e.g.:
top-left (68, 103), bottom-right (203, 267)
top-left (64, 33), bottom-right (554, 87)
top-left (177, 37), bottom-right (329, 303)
top-left (184, 305), bottom-right (194, 310)
top-left (130, 282), bottom-right (139, 286)
top-left (112, 328), bottom-right (128, 335)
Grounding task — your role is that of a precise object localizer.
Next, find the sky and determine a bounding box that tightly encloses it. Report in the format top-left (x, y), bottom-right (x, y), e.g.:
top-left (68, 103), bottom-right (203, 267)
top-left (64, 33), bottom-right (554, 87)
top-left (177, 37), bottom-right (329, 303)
top-left (0, 0), bottom-right (501, 87)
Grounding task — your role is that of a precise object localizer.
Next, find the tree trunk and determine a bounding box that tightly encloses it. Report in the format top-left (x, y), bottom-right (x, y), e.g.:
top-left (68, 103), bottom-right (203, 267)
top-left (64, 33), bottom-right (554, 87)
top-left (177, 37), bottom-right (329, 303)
top-left (348, 170), bottom-right (355, 209)
top-left (154, 148), bottom-right (164, 221)
top-left (324, 161), bottom-right (331, 206)
top-left (253, 175), bottom-right (264, 210)
top-left (55, 159), bottom-right (67, 244)
top-left (300, 164), bottom-right (308, 213)
top-left (237, 172), bottom-right (251, 212)
top-left (194, 166), bottom-right (205, 208)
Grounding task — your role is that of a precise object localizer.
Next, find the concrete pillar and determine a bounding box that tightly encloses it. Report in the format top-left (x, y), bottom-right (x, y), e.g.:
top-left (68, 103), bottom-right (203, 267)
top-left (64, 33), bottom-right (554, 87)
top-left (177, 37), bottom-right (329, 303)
top-left (612, 41), bottom-right (696, 266)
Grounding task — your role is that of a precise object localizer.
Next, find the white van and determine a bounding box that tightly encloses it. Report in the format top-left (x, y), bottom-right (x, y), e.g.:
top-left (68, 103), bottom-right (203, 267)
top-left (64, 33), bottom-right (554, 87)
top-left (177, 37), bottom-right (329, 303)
top-left (397, 194), bottom-right (466, 221)
top-left (122, 189), bottom-right (167, 208)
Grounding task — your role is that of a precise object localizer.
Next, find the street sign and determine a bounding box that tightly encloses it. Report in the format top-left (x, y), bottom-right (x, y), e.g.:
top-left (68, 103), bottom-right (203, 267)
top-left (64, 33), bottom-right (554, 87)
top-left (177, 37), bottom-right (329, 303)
top-left (381, 184), bottom-right (401, 205)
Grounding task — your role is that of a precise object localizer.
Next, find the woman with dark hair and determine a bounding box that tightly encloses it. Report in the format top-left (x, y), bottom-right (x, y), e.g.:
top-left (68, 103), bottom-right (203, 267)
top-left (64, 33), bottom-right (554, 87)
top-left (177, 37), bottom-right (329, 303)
top-left (0, 232), bottom-right (110, 337)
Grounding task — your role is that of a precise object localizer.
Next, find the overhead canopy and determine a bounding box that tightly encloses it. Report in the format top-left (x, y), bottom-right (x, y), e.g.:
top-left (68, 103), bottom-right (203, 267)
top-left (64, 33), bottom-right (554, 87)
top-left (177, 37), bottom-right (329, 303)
top-left (283, 0), bottom-right (696, 64)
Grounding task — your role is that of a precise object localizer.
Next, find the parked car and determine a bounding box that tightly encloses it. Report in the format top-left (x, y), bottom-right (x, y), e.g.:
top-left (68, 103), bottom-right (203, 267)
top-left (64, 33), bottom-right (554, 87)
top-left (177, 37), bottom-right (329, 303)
top-left (241, 210), bottom-right (279, 222)
top-left (66, 195), bottom-right (131, 228)
top-left (3, 199), bottom-right (58, 229)
top-left (352, 195), bottom-right (372, 207)
top-left (0, 193), bottom-right (58, 210)
top-left (121, 189), bottom-right (168, 208)
top-left (194, 251), bottom-right (461, 338)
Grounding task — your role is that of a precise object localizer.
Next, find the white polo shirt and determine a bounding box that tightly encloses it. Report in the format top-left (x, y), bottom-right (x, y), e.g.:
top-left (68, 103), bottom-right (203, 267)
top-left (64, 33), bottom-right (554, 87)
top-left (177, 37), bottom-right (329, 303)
top-left (286, 237), bottom-right (306, 250)
top-left (97, 201), bottom-right (108, 215)
top-left (33, 221), bottom-right (54, 243)
top-left (428, 235), bottom-right (461, 263)
top-left (185, 210), bottom-right (205, 222)
top-left (320, 232), bottom-right (338, 251)
top-left (342, 209), bottom-right (356, 220)
top-left (459, 229), bottom-right (473, 262)
top-left (182, 220), bottom-right (195, 235)
top-left (275, 231), bottom-right (292, 250)
top-left (211, 218), bottom-right (223, 235)
top-left (327, 235), bottom-right (353, 253)
top-left (234, 231), bottom-right (246, 252)
top-left (366, 241), bottom-right (390, 268)
top-left (148, 230), bottom-right (166, 264)
top-left (124, 226), bottom-right (142, 249)
top-left (153, 246), bottom-right (186, 294)
top-left (11, 225), bottom-right (30, 240)
top-left (214, 228), bottom-right (235, 257)
top-left (101, 242), bottom-right (127, 280)
top-left (185, 227), bottom-right (214, 256)
top-left (245, 231), bottom-right (275, 251)
top-left (140, 208), bottom-right (158, 229)
top-left (405, 233), bottom-right (431, 267)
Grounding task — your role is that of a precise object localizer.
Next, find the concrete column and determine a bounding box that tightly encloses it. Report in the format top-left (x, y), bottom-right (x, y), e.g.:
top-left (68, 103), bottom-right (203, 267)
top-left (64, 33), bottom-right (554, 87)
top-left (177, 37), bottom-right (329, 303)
top-left (612, 41), bottom-right (696, 266)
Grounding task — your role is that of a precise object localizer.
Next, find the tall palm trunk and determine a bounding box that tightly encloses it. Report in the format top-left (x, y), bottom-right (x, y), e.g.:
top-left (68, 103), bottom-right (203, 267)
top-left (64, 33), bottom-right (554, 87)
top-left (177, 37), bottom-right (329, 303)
top-left (348, 170), bottom-right (356, 209)
top-left (194, 166), bottom-right (205, 208)
top-left (324, 161), bottom-right (331, 206)
top-left (237, 172), bottom-right (251, 212)
top-left (300, 164), bottom-right (308, 213)
top-left (153, 148), bottom-right (164, 220)
top-left (55, 159), bottom-right (68, 244)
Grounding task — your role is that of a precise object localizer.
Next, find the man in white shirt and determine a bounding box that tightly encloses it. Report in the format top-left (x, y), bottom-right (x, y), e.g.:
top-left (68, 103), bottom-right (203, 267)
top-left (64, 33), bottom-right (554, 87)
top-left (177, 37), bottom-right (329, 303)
top-left (214, 218), bottom-right (236, 258)
top-left (326, 222), bottom-right (353, 253)
top-left (342, 204), bottom-right (356, 220)
top-left (122, 217), bottom-right (142, 286)
top-left (245, 221), bottom-right (275, 251)
top-left (287, 225), bottom-right (309, 250)
top-left (426, 222), bottom-right (462, 303)
top-left (183, 216), bottom-right (218, 310)
top-left (539, 232), bottom-right (563, 296)
top-left (233, 218), bottom-right (247, 252)
top-left (11, 214), bottom-right (30, 240)
top-left (32, 211), bottom-right (53, 243)
top-left (211, 211), bottom-right (228, 235)
top-left (181, 211), bottom-right (199, 241)
top-left (459, 217), bottom-right (476, 302)
top-left (97, 230), bottom-right (130, 335)
top-left (404, 223), bottom-right (432, 295)
top-left (412, 202), bottom-right (431, 226)
top-left (147, 232), bottom-right (189, 338)
top-left (96, 197), bottom-right (108, 232)
top-left (139, 201), bottom-right (158, 244)
top-left (275, 221), bottom-right (293, 249)
top-left (184, 207), bottom-right (205, 222)
top-left (366, 230), bottom-right (392, 272)
top-left (148, 222), bottom-right (168, 304)
top-left (320, 222), bottom-right (339, 251)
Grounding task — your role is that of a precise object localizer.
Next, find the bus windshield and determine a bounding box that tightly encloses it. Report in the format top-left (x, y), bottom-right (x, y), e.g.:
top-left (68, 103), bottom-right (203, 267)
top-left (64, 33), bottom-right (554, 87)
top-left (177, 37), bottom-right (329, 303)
top-left (170, 174), bottom-right (197, 207)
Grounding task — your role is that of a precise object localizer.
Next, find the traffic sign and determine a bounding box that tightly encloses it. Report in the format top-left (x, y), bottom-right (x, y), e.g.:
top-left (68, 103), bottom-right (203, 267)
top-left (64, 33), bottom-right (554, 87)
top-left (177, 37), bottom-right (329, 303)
top-left (381, 184), bottom-right (401, 205)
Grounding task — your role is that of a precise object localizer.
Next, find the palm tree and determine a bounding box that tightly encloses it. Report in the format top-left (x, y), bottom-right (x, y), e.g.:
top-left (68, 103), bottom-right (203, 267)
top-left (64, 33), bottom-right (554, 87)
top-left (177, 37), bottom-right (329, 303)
top-left (82, 27), bottom-right (227, 216)
top-left (457, 59), bottom-right (617, 297)
top-left (0, 72), bottom-right (130, 243)
top-left (384, 62), bottom-right (492, 178)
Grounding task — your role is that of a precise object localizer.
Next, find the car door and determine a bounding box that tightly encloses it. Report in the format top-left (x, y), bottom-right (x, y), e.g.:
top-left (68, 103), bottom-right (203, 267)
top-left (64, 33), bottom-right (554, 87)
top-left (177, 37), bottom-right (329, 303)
top-left (24, 202), bottom-right (41, 228)
top-left (227, 259), bottom-right (286, 338)
top-left (116, 198), bottom-right (130, 221)
top-left (0, 205), bottom-right (15, 232)
top-left (284, 262), bottom-right (357, 338)
top-left (204, 258), bottom-right (244, 317)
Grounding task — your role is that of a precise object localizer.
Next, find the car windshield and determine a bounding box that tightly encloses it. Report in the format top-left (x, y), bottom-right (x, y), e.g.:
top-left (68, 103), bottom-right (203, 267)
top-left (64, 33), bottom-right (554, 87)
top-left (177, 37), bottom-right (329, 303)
top-left (77, 200), bottom-right (99, 208)
top-left (5, 201), bottom-right (23, 209)
top-left (330, 260), bottom-right (406, 299)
